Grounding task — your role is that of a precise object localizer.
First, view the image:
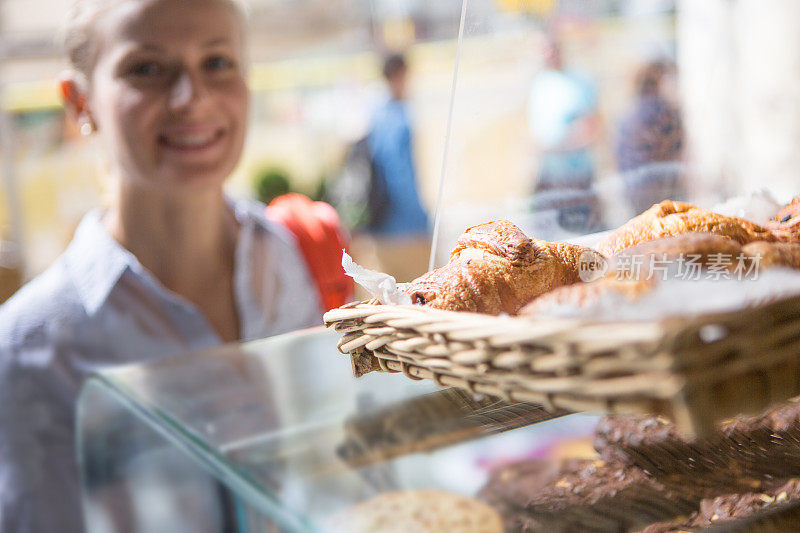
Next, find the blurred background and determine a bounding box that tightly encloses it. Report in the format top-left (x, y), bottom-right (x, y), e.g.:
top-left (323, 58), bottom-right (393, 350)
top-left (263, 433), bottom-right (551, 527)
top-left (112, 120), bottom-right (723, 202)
top-left (1, 0), bottom-right (798, 300)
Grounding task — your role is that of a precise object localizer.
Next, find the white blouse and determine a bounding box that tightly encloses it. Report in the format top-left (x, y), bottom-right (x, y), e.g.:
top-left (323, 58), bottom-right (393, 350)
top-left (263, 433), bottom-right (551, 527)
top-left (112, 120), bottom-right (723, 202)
top-left (0, 199), bottom-right (321, 532)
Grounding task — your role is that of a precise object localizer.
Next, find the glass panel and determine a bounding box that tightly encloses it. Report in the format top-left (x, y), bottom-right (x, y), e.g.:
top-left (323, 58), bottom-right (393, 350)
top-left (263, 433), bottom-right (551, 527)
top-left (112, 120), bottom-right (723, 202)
top-left (77, 328), bottom-right (598, 531)
top-left (79, 381), bottom-right (291, 532)
top-left (432, 0), bottom-right (683, 264)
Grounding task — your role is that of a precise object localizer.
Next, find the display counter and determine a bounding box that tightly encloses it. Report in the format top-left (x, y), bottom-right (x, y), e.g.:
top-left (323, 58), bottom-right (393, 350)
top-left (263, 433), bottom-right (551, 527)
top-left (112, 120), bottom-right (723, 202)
top-left (77, 327), bottom-right (597, 532)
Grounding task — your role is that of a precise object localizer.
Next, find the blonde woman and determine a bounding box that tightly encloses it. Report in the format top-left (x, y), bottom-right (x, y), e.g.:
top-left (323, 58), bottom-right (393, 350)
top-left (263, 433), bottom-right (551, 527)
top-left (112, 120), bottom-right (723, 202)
top-left (0, 0), bottom-right (322, 530)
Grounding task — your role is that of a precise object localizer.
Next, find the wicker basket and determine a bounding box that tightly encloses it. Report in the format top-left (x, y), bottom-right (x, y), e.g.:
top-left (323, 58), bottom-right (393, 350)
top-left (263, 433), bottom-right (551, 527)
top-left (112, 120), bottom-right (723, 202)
top-left (323, 294), bottom-right (800, 436)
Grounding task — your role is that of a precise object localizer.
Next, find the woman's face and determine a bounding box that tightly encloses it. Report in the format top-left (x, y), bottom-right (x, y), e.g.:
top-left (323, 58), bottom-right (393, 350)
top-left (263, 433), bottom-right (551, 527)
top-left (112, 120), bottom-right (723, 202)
top-left (87, 0), bottom-right (249, 192)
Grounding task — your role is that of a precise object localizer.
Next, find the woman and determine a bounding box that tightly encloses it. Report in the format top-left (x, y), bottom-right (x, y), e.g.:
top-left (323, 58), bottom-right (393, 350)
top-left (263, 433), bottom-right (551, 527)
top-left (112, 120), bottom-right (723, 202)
top-left (0, 0), bottom-right (321, 530)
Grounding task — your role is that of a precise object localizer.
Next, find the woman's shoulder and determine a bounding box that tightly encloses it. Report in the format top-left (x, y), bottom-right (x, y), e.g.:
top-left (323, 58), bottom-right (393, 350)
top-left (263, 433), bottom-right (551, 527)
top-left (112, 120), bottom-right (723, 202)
top-left (0, 258), bottom-right (86, 352)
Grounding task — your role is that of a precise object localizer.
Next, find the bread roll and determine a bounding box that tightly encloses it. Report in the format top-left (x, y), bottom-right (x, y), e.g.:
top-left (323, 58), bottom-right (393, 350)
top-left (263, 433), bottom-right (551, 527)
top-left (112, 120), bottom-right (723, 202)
top-left (325, 490), bottom-right (504, 533)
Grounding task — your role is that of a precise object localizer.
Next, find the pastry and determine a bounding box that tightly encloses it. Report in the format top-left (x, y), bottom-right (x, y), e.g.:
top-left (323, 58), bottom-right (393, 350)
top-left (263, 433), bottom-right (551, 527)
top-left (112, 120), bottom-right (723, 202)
top-left (405, 220), bottom-right (605, 315)
top-left (741, 241), bottom-right (800, 269)
top-left (636, 479), bottom-right (800, 532)
top-left (521, 233), bottom-right (800, 316)
top-left (766, 195), bottom-right (800, 243)
top-left (518, 276), bottom-right (655, 316)
top-left (608, 232), bottom-right (743, 274)
top-left (324, 490), bottom-right (504, 533)
top-left (478, 458), bottom-right (704, 532)
top-left (593, 401), bottom-right (800, 481)
top-left (597, 201), bottom-right (776, 257)
top-left (520, 233), bottom-right (744, 316)
top-left (693, 479), bottom-right (800, 528)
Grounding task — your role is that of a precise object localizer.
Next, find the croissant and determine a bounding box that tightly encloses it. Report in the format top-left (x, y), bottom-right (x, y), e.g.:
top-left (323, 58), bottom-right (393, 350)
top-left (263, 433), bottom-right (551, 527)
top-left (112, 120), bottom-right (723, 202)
top-left (597, 200), bottom-right (776, 257)
top-left (522, 233), bottom-right (800, 316)
top-left (765, 196), bottom-right (800, 243)
top-left (405, 220), bottom-right (605, 315)
top-left (607, 232), bottom-right (745, 279)
top-left (519, 276), bottom-right (655, 316)
top-left (742, 241), bottom-right (800, 269)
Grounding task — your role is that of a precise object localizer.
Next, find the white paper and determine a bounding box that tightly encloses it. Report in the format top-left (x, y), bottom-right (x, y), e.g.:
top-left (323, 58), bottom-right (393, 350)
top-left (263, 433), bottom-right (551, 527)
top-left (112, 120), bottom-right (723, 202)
top-left (534, 268), bottom-right (800, 322)
top-left (342, 251), bottom-right (412, 305)
top-left (710, 189), bottom-right (781, 225)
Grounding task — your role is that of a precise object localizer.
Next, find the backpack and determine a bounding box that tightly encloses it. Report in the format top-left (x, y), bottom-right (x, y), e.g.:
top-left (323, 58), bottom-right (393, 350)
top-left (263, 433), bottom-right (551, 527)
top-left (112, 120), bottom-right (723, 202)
top-left (265, 193), bottom-right (354, 313)
top-left (326, 136), bottom-right (390, 232)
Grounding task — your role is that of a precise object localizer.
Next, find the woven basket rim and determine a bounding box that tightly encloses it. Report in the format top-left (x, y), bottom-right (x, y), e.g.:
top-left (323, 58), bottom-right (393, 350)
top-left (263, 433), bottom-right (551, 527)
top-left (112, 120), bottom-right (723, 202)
top-left (325, 291), bottom-right (800, 436)
top-left (324, 291), bottom-right (800, 332)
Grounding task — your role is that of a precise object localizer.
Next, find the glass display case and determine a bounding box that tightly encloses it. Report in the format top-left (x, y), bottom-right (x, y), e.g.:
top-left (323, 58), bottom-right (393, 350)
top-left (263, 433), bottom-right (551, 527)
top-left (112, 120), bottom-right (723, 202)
top-left (77, 327), bottom-right (598, 532)
top-left (430, 0), bottom-right (685, 267)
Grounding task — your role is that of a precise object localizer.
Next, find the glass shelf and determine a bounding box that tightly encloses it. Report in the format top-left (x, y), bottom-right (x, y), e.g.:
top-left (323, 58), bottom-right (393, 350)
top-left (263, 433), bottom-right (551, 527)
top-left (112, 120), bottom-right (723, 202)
top-left (77, 327), bottom-right (598, 532)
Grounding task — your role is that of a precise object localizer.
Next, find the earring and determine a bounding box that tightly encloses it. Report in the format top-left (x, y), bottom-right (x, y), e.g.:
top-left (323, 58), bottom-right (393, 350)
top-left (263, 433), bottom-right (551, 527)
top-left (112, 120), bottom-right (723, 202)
top-left (80, 121), bottom-right (94, 136)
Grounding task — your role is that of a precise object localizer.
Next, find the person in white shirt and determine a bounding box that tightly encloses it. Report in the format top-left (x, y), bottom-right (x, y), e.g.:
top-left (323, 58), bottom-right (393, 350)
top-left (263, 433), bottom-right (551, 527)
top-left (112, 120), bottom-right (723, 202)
top-left (0, 1), bottom-right (321, 530)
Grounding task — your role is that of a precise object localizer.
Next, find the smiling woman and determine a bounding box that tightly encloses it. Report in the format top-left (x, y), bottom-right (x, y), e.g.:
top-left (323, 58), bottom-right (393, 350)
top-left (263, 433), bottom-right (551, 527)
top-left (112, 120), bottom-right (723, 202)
top-left (0, 1), bottom-right (323, 531)
top-left (66, 0), bottom-right (250, 192)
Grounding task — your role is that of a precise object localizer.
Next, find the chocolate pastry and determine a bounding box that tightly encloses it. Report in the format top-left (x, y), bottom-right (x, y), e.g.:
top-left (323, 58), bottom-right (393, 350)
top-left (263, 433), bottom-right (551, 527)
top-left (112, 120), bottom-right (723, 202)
top-left (594, 402), bottom-right (800, 481)
top-left (636, 479), bottom-right (800, 532)
top-left (405, 220), bottom-right (605, 315)
top-left (478, 458), bottom-right (704, 532)
top-left (597, 201), bottom-right (776, 257)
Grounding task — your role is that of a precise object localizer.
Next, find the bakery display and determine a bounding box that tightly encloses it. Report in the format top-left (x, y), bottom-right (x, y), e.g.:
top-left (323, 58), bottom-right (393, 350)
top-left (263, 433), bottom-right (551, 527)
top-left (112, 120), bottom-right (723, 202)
top-left (400, 202), bottom-right (800, 317)
top-left (477, 402), bottom-right (800, 532)
top-left (597, 201), bottom-right (776, 257)
top-left (405, 220), bottom-right (605, 315)
top-left (324, 490), bottom-right (504, 533)
top-left (327, 195), bottom-right (800, 531)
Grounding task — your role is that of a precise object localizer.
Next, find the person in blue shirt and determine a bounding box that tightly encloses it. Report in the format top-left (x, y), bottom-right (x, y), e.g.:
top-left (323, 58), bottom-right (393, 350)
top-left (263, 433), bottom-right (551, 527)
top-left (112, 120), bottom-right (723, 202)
top-left (0, 1), bottom-right (320, 531)
top-left (363, 54), bottom-right (430, 282)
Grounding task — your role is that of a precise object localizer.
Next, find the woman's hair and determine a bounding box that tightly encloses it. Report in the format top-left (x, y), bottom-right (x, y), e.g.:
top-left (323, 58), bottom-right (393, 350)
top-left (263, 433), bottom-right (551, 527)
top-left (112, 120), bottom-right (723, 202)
top-left (61, 0), bottom-right (248, 80)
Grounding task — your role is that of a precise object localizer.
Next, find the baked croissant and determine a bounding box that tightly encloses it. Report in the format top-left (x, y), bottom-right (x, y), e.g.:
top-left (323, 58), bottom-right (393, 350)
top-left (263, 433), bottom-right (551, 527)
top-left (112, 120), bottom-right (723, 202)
top-left (742, 241), bottom-right (800, 269)
top-left (765, 196), bottom-right (800, 243)
top-left (597, 200), bottom-right (776, 257)
top-left (519, 277), bottom-right (655, 316)
top-left (522, 233), bottom-right (800, 316)
top-left (405, 220), bottom-right (605, 315)
top-left (608, 232), bottom-right (800, 274)
top-left (607, 232), bottom-right (743, 276)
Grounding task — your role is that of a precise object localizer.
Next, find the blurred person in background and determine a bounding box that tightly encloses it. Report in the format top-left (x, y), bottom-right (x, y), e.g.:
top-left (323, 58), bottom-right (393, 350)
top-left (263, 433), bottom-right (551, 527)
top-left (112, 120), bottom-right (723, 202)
top-left (527, 36), bottom-right (603, 234)
top-left (615, 58), bottom-right (684, 215)
top-left (0, 0), bottom-right (324, 530)
top-left (361, 53), bottom-right (430, 283)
